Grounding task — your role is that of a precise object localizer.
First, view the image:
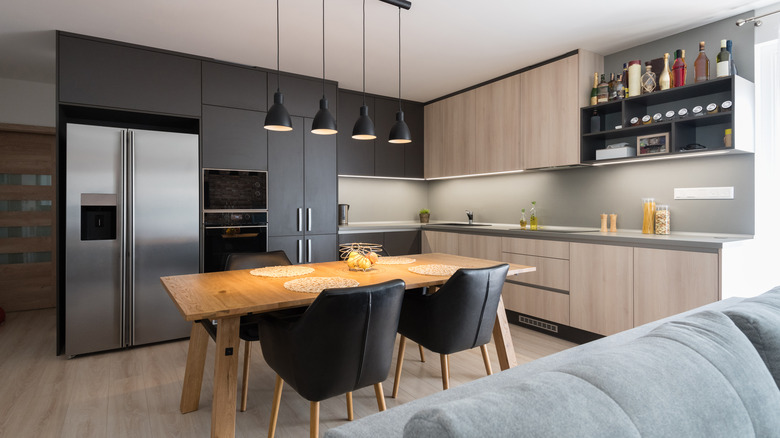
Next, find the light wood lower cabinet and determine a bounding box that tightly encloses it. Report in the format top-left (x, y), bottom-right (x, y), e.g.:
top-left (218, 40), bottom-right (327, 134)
top-left (570, 243), bottom-right (634, 336)
top-left (457, 234), bottom-right (502, 261)
top-left (501, 253), bottom-right (569, 291)
top-left (633, 248), bottom-right (720, 327)
top-left (421, 230), bottom-right (458, 254)
top-left (502, 283), bottom-right (570, 325)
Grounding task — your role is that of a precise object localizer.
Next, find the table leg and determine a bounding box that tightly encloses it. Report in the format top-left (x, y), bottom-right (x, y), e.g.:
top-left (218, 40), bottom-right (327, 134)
top-left (181, 322), bottom-right (210, 413)
top-left (492, 296), bottom-right (517, 370)
top-left (211, 316), bottom-right (241, 438)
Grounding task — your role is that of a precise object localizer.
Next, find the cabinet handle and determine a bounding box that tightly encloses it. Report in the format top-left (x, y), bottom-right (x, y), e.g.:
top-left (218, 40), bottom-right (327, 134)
top-left (297, 239), bottom-right (304, 264)
top-left (307, 239), bottom-right (312, 263)
top-left (307, 208), bottom-right (312, 232)
top-left (297, 208), bottom-right (303, 232)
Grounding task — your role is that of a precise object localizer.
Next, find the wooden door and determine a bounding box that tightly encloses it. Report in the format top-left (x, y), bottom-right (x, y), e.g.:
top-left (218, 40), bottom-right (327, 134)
top-left (475, 75), bottom-right (522, 173)
top-left (0, 124), bottom-right (56, 311)
top-left (423, 101), bottom-right (444, 179)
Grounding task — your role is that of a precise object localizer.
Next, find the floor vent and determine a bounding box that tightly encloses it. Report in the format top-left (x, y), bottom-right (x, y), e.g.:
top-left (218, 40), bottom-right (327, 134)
top-left (518, 315), bottom-right (559, 333)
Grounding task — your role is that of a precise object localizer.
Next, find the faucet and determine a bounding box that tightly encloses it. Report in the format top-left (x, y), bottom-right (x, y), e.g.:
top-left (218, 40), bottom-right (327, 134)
top-left (465, 210), bottom-right (474, 225)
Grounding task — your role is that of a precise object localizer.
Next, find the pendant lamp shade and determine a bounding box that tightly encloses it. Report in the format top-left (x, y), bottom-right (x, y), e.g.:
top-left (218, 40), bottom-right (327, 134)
top-left (264, 0), bottom-right (292, 132)
top-left (265, 90), bottom-right (293, 131)
top-left (312, 97), bottom-right (337, 135)
top-left (352, 104), bottom-right (376, 140)
top-left (389, 110), bottom-right (411, 143)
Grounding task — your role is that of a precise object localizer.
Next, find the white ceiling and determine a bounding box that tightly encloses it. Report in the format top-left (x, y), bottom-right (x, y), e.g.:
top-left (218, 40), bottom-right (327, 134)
top-left (1, 0), bottom-right (776, 102)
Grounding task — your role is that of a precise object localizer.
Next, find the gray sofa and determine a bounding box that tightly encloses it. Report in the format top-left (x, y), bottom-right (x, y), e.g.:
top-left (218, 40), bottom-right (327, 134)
top-left (325, 287), bottom-right (780, 438)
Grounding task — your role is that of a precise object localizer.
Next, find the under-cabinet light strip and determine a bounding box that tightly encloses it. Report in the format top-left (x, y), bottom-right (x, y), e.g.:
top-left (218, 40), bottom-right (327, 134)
top-left (590, 150), bottom-right (731, 166)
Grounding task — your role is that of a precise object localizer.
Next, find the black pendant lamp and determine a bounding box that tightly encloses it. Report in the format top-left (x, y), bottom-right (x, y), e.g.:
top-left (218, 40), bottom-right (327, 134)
top-left (311, 0), bottom-right (337, 135)
top-left (264, 0), bottom-right (293, 132)
top-left (352, 0), bottom-right (376, 140)
top-left (389, 7), bottom-right (411, 144)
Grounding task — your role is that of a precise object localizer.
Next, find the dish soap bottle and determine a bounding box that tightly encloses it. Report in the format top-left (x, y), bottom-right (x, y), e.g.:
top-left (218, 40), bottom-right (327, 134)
top-left (519, 209), bottom-right (527, 230)
top-left (530, 202), bottom-right (538, 231)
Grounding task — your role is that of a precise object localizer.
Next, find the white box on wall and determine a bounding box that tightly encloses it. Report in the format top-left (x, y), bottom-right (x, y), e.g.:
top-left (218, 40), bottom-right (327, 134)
top-left (596, 146), bottom-right (636, 160)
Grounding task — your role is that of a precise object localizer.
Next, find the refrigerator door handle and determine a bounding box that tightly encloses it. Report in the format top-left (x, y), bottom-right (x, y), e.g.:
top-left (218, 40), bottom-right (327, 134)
top-left (127, 130), bottom-right (136, 347)
top-left (119, 130), bottom-right (128, 347)
top-left (307, 239), bottom-right (312, 263)
top-left (297, 239), bottom-right (304, 264)
top-left (297, 207), bottom-right (303, 232)
top-left (307, 208), bottom-right (312, 232)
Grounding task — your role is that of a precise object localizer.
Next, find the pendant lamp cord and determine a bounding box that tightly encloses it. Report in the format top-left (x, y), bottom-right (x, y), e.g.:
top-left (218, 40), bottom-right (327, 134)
top-left (398, 7), bottom-right (402, 111)
top-left (322, 0), bottom-right (326, 95)
top-left (276, 0), bottom-right (281, 91)
top-left (362, 0), bottom-right (366, 105)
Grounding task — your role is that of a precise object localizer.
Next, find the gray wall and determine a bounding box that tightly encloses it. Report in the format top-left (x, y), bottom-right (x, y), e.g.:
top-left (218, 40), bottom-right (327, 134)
top-left (428, 154), bottom-right (754, 234)
top-left (0, 77), bottom-right (55, 126)
top-left (338, 177), bottom-right (429, 223)
top-left (605, 12), bottom-right (755, 81)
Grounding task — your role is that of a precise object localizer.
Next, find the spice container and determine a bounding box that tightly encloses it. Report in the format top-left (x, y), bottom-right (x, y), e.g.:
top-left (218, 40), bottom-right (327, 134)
top-left (692, 105), bottom-right (704, 117)
top-left (642, 198), bottom-right (656, 234)
top-left (655, 205), bottom-right (670, 235)
top-left (600, 214), bottom-right (608, 232)
top-left (609, 213), bottom-right (617, 232)
top-left (664, 110), bottom-right (676, 121)
top-left (724, 129), bottom-right (733, 147)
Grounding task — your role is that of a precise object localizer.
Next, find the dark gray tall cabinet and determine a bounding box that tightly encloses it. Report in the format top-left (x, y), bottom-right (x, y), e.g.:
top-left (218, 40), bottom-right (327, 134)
top-left (268, 116), bottom-right (338, 263)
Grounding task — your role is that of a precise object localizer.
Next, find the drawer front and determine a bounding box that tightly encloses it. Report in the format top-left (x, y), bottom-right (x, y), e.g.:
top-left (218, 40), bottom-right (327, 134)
top-left (502, 253), bottom-right (569, 291)
top-left (502, 283), bottom-right (570, 325)
top-left (502, 237), bottom-right (569, 259)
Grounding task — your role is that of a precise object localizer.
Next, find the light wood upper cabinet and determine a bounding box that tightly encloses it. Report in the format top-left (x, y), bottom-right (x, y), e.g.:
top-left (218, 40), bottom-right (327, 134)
top-left (475, 75), bottom-right (522, 173)
top-left (633, 248), bottom-right (720, 326)
top-left (570, 242), bottom-right (634, 336)
top-left (520, 50), bottom-right (603, 169)
top-left (424, 91), bottom-right (476, 178)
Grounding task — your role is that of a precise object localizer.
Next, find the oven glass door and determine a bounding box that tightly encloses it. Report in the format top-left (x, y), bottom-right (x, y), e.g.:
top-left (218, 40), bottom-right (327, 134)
top-left (204, 225), bottom-right (268, 272)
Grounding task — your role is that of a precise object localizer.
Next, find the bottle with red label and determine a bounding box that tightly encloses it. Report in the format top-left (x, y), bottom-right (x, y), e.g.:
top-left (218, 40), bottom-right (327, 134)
top-left (672, 49), bottom-right (686, 87)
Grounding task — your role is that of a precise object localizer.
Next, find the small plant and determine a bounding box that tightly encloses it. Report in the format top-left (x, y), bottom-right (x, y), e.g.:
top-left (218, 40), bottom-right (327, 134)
top-left (419, 208), bottom-right (430, 214)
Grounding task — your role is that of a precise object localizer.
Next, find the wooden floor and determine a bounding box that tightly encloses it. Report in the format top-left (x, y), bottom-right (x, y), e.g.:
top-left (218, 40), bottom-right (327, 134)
top-left (0, 308), bottom-right (575, 437)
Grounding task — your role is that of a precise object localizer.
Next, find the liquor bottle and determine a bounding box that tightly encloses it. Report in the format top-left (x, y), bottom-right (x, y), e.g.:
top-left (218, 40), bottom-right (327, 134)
top-left (716, 39), bottom-right (731, 77)
top-left (672, 49), bottom-right (686, 87)
top-left (640, 63), bottom-right (656, 94)
top-left (597, 74), bottom-right (609, 103)
top-left (682, 49), bottom-right (688, 84)
top-left (694, 41), bottom-right (709, 82)
top-left (590, 109), bottom-right (601, 133)
top-left (727, 40), bottom-right (738, 76)
top-left (659, 53), bottom-right (671, 90)
top-left (608, 73), bottom-right (617, 101)
top-left (621, 63), bottom-right (629, 97)
top-left (615, 74), bottom-right (624, 100)
top-left (519, 209), bottom-right (527, 230)
top-left (529, 202), bottom-right (538, 231)
top-left (590, 73), bottom-right (598, 105)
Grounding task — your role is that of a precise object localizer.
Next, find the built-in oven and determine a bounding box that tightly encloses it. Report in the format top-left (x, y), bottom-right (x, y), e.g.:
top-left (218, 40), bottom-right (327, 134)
top-left (202, 169), bottom-right (269, 272)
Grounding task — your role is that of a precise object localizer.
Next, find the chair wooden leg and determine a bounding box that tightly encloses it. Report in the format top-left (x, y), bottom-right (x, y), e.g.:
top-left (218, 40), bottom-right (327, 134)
top-left (346, 392), bottom-right (354, 421)
top-left (418, 343), bottom-right (426, 362)
top-left (310, 401), bottom-right (320, 438)
top-left (480, 344), bottom-right (493, 376)
top-left (440, 354), bottom-right (450, 390)
top-left (374, 383), bottom-right (387, 411)
top-left (392, 335), bottom-right (407, 398)
top-left (240, 340), bottom-right (251, 412)
top-left (268, 375), bottom-right (283, 438)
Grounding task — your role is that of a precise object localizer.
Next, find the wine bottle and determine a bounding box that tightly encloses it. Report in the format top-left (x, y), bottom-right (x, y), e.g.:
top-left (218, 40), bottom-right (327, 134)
top-left (716, 39), bottom-right (731, 77)
top-left (682, 49), bottom-right (688, 84)
top-left (694, 41), bottom-right (709, 83)
top-left (597, 74), bottom-right (609, 103)
top-left (608, 73), bottom-right (617, 101)
top-left (622, 63), bottom-right (629, 97)
top-left (727, 40), bottom-right (738, 76)
top-left (659, 53), bottom-right (671, 90)
top-left (590, 72), bottom-right (598, 106)
top-left (615, 74), bottom-right (624, 100)
top-left (672, 49), bottom-right (686, 87)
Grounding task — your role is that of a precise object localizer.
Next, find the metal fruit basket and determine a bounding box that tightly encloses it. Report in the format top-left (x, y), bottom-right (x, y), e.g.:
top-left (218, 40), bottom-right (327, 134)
top-left (338, 242), bottom-right (383, 260)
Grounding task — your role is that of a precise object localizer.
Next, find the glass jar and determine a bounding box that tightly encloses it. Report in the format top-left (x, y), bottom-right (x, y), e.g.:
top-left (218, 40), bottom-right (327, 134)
top-left (655, 205), bottom-right (670, 235)
top-left (642, 198), bottom-right (656, 234)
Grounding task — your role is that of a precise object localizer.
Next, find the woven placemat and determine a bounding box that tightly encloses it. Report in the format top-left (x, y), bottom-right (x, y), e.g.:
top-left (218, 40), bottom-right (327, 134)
top-left (283, 277), bottom-right (359, 293)
top-left (408, 264), bottom-right (461, 276)
top-left (249, 266), bottom-right (315, 278)
top-left (375, 256), bottom-right (416, 265)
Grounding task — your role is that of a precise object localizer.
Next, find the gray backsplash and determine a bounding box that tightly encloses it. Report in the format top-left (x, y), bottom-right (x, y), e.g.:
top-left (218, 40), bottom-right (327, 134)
top-left (338, 177), bottom-right (429, 223)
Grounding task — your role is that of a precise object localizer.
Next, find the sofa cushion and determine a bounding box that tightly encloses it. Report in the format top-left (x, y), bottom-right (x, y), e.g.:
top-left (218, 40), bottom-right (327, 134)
top-left (403, 311), bottom-right (780, 438)
top-left (724, 286), bottom-right (780, 390)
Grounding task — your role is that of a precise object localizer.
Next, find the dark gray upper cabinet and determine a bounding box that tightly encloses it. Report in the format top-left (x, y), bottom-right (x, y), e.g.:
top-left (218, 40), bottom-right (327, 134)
top-left (202, 62), bottom-right (267, 111)
top-left (337, 90), bottom-right (375, 175)
top-left (266, 73), bottom-right (338, 119)
top-left (374, 97), bottom-right (405, 177)
top-left (403, 102), bottom-right (425, 178)
top-left (201, 105), bottom-right (267, 170)
top-left (304, 125), bottom-right (337, 235)
top-left (268, 117), bottom-right (305, 237)
top-left (58, 34), bottom-right (200, 116)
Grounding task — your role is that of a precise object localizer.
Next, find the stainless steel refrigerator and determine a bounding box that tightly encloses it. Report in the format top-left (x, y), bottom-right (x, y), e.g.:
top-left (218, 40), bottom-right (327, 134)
top-left (64, 123), bottom-right (199, 356)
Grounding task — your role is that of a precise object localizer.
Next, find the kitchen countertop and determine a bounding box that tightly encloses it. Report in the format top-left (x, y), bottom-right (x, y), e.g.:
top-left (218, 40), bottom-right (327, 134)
top-left (338, 221), bottom-right (752, 252)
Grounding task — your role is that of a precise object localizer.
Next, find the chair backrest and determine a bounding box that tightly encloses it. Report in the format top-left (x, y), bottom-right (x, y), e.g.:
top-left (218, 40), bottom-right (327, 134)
top-left (224, 250), bottom-right (292, 271)
top-left (261, 279), bottom-right (405, 402)
top-left (405, 264), bottom-right (509, 354)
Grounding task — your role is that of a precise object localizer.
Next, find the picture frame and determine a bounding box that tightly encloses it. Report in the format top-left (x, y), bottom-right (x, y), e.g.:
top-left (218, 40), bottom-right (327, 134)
top-left (637, 132), bottom-right (669, 156)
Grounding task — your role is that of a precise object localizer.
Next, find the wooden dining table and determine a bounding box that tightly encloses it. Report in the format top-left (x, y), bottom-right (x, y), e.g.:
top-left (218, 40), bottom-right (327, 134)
top-left (160, 252), bottom-right (535, 438)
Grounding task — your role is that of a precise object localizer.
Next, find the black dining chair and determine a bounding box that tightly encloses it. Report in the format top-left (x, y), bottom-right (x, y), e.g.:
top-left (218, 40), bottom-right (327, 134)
top-left (257, 279), bottom-right (406, 438)
top-left (199, 250), bottom-right (292, 412)
top-left (391, 264), bottom-right (510, 397)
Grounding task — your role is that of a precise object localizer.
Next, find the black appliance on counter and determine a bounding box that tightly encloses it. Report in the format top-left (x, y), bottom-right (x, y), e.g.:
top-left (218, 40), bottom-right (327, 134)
top-left (203, 169), bottom-right (268, 272)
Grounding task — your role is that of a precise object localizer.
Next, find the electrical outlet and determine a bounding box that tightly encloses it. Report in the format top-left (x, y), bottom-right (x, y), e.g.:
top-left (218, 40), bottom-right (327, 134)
top-left (674, 187), bottom-right (734, 200)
